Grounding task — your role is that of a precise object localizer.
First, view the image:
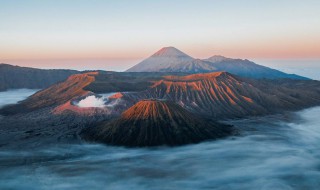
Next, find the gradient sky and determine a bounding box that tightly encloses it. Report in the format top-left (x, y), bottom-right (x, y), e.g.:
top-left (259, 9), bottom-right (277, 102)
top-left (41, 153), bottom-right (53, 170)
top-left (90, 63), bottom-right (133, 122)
top-left (0, 0), bottom-right (319, 72)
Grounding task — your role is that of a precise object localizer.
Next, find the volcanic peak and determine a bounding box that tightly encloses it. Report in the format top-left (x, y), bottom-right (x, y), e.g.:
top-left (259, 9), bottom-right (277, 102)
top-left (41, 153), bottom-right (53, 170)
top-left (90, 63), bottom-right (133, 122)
top-left (151, 46), bottom-right (193, 58)
top-left (81, 99), bottom-right (234, 146)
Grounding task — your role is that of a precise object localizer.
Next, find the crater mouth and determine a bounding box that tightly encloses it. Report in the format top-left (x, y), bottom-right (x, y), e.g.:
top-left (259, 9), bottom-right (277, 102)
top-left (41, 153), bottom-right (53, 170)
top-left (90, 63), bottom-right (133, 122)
top-left (72, 93), bottom-right (117, 108)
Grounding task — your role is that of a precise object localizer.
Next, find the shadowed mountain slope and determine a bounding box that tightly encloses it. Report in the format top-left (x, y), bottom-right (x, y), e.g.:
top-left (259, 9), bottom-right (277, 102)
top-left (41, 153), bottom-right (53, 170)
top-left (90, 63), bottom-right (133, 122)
top-left (81, 100), bottom-right (234, 147)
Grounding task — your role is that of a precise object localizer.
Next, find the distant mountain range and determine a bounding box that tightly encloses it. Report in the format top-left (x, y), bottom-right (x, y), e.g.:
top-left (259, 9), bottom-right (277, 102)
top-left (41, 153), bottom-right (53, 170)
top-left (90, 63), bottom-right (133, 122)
top-left (0, 63), bottom-right (79, 91)
top-left (127, 47), bottom-right (308, 80)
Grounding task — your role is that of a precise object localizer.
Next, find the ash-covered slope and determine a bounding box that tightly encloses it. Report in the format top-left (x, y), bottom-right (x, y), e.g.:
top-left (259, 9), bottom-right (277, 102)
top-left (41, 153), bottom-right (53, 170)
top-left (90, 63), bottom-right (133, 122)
top-left (81, 100), bottom-right (234, 147)
top-left (123, 72), bottom-right (320, 118)
top-left (0, 63), bottom-right (79, 91)
top-left (126, 47), bottom-right (307, 80)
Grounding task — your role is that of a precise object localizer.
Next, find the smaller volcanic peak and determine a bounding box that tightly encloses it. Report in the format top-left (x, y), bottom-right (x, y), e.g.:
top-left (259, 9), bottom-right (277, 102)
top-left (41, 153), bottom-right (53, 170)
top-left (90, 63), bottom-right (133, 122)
top-left (0, 72), bottom-right (98, 115)
top-left (121, 99), bottom-right (179, 120)
top-left (151, 46), bottom-right (193, 59)
top-left (206, 55), bottom-right (230, 63)
top-left (27, 71), bottom-right (98, 107)
top-left (81, 100), bottom-right (234, 147)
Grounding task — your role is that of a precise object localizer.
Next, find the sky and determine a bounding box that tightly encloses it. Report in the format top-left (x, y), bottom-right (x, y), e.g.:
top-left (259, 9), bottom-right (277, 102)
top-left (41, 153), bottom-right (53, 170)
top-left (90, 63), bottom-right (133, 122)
top-left (0, 0), bottom-right (319, 74)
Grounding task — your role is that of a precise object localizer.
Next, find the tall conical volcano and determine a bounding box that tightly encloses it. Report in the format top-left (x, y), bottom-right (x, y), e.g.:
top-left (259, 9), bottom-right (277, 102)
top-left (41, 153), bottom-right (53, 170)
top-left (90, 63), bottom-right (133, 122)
top-left (126, 47), bottom-right (216, 73)
top-left (81, 100), bottom-right (234, 147)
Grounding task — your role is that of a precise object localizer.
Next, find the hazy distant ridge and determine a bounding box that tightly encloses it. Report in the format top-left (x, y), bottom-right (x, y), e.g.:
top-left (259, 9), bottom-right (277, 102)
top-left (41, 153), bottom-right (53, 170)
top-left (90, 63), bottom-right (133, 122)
top-left (0, 63), bottom-right (79, 91)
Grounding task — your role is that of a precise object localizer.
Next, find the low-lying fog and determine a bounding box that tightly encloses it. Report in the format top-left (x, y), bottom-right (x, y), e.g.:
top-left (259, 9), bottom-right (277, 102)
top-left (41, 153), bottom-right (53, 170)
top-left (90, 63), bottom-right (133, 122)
top-left (1, 90), bottom-right (320, 189)
top-left (0, 89), bottom-right (39, 108)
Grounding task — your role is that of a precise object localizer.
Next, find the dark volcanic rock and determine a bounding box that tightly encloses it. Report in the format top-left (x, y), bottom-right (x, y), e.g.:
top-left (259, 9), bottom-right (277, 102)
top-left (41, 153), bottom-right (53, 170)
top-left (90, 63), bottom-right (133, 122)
top-left (0, 107), bottom-right (113, 150)
top-left (81, 100), bottom-right (234, 147)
